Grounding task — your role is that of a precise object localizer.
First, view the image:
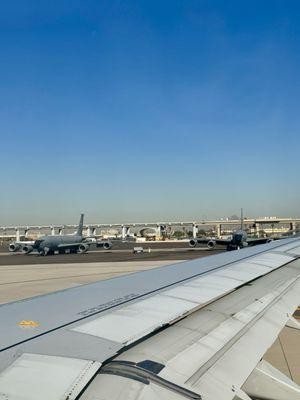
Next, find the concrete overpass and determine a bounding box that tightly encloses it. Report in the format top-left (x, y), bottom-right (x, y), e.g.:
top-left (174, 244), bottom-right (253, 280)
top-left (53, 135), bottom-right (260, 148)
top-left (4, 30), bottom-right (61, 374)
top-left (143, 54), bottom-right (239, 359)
top-left (0, 217), bottom-right (299, 241)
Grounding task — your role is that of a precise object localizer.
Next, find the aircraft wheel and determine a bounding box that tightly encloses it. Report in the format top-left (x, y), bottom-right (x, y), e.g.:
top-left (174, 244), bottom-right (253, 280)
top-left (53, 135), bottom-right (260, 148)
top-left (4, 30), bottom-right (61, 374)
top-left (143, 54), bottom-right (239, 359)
top-left (41, 247), bottom-right (51, 256)
top-left (70, 248), bottom-right (77, 254)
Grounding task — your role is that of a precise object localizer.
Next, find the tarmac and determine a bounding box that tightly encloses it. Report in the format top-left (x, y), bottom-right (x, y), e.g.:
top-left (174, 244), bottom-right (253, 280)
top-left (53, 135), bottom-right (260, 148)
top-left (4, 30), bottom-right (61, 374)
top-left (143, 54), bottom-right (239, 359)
top-left (0, 244), bottom-right (299, 385)
top-left (0, 241), bottom-right (224, 265)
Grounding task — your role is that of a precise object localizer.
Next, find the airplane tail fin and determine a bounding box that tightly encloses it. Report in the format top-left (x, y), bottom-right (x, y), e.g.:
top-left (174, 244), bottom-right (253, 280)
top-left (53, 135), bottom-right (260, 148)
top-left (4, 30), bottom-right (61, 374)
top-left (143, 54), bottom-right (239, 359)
top-left (77, 214), bottom-right (84, 236)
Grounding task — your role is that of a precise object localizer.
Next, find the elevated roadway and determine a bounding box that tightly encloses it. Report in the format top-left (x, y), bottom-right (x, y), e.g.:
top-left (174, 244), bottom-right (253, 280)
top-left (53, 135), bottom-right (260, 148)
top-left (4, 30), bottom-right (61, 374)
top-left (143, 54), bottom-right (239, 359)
top-left (0, 217), bottom-right (299, 240)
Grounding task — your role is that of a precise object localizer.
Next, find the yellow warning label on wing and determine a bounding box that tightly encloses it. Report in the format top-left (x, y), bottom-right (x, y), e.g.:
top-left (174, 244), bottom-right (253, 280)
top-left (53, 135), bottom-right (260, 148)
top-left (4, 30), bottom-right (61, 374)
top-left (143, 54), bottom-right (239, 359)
top-left (18, 320), bottom-right (39, 328)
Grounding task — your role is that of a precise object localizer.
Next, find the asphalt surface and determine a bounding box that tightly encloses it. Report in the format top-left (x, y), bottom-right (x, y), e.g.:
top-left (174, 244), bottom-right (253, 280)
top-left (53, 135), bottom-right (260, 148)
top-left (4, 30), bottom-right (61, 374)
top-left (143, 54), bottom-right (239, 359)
top-left (0, 241), bottom-right (223, 265)
top-left (0, 260), bottom-right (181, 304)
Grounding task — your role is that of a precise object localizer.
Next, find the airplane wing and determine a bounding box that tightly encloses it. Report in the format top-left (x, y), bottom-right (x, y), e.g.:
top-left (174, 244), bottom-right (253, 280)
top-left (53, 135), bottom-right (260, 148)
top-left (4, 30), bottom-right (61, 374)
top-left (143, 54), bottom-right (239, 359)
top-left (1, 238), bottom-right (300, 399)
top-left (246, 237), bottom-right (278, 245)
top-left (57, 241), bottom-right (112, 250)
top-left (57, 242), bottom-right (81, 248)
top-left (194, 238), bottom-right (231, 246)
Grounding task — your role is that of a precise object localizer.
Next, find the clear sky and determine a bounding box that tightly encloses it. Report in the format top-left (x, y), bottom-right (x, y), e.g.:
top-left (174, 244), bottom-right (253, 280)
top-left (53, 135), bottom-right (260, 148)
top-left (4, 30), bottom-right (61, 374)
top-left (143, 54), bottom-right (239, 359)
top-left (1, 0), bottom-right (300, 225)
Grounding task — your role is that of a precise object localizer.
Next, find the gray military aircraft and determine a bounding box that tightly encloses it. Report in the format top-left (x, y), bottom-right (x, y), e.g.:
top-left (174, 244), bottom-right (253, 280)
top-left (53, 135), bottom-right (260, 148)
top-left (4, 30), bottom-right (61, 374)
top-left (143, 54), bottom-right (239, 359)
top-left (190, 209), bottom-right (274, 251)
top-left (9, 214), bottom-right (112, 255)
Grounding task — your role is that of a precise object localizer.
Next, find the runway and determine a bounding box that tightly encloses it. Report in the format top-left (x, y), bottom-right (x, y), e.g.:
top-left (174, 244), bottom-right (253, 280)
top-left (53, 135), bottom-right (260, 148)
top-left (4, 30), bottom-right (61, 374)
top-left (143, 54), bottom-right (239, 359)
top-left (0, 244), bottom-right (223, 303)
top-left (0, 242), bottom-right (223, 265)
top-left (0, 260), bottom-right (183, 305)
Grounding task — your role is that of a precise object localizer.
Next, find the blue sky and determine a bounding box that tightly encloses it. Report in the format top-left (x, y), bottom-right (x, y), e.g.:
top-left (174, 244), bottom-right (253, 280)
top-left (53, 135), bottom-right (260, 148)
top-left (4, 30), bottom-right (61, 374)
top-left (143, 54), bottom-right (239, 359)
top-left (1, 0), bottom-right (300, 224)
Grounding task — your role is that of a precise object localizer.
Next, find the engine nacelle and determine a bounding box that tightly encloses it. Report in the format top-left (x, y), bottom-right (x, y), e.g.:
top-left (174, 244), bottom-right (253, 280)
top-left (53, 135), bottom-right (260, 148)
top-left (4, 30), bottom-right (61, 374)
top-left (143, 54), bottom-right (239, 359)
top-left (9, 243), bottom-right (21, 252)
top-left (207, 240), bottom-right (216, 249)
top-left (78, 243), bottom-right (89, 253)
top-left (189, 238), bottom-right (198, 248)
top-left (22, 245), bottom-right (33, 254)
top-left (96, 241), bottom-right (112, 250)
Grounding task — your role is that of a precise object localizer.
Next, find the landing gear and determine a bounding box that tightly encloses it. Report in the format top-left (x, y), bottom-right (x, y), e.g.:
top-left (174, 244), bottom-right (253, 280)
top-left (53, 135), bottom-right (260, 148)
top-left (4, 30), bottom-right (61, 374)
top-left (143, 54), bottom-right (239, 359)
top-left (70, 248), bottom-right (78, 254)
top-left (38, 247), bottom-right (54, 256)
top-left (226, 244), bottom-right (239, 251)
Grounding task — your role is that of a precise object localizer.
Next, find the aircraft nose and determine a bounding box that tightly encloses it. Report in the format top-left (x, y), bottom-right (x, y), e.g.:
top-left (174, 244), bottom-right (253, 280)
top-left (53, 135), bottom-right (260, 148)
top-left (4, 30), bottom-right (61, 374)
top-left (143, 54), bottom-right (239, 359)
top-left (34, 239), bottom-right (43, 248)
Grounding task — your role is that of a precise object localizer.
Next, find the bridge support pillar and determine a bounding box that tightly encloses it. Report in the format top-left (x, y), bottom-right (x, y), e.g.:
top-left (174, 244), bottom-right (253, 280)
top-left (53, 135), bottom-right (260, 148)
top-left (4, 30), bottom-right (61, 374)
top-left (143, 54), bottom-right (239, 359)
top-left (216, 224), bottom-right (221, 237)
top-left (15, 228), bottom-right (20, 241)
top-left (292, 222), bottom-right (297, 235)
top-left (193, 224), bottom-right (198, 238)
top-left (256, 223), bottom-right (261, 237)
top-left (24, 228), bottom-right (29, 238)
top-left (92, 227), bottom-right (97, 236)
top-left (156, 225), bottom-right (161, 240)
top-left (122, 226), bottom-right (129, 241)
top-left (87, 226), bottom-right (91, 237)
top-left (51, 227), bottom-right (55, 236)
top-left (58, 228), bottom-right (63, 235)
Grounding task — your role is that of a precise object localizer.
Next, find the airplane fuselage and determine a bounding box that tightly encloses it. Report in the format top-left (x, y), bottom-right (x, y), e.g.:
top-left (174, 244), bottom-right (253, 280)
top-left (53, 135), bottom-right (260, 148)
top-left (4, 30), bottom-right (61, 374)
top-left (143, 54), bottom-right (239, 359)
top-left (230, 230), bottom-right (248, 249)
top-left (33, 234), bottom-right (84, 255)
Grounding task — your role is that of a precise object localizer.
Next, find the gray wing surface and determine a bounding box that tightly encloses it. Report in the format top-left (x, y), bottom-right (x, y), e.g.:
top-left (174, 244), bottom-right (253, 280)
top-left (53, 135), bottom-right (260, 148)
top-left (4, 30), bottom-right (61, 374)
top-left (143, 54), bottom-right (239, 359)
top-left (1, 238), bottom-right (300, 399)
top-left (57, 242), bottom-right (82, 248)
top-left (196, 238), bottom-right (231, 246)
top-left (246, 237), bottom-right (274, 245)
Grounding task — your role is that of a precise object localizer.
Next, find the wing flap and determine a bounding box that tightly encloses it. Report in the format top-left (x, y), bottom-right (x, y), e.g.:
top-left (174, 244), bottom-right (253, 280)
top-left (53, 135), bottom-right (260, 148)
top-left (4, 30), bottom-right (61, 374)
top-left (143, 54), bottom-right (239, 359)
top-left (78, 258), bottom-right (300, 400)
top-left (156, 277), bottom-right (299, 387)
top-left (187, 278), bottom-right (300, 400)
top-left (0, 353), bottom-right (100, 400)
top-left (73, 294), bottom-right (198, 345)
top-left (71, 249), bottom-right (296, 348)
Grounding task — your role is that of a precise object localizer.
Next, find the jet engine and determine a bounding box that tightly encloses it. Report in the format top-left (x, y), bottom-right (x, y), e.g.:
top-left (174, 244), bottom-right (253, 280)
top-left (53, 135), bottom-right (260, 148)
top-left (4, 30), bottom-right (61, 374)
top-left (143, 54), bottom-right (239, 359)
top-left (207, 240), bottom-right (216, 249)
top-left (22, 245), bottom-right (33, 254)
top-left (189, 239), bottom-right (198, 248)
top-left (78, 243), bottom-right (89, 253)
top-left (9, 243), bottom-right (21, 252)
top-left (96, 241), bottom-right (112, 250)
